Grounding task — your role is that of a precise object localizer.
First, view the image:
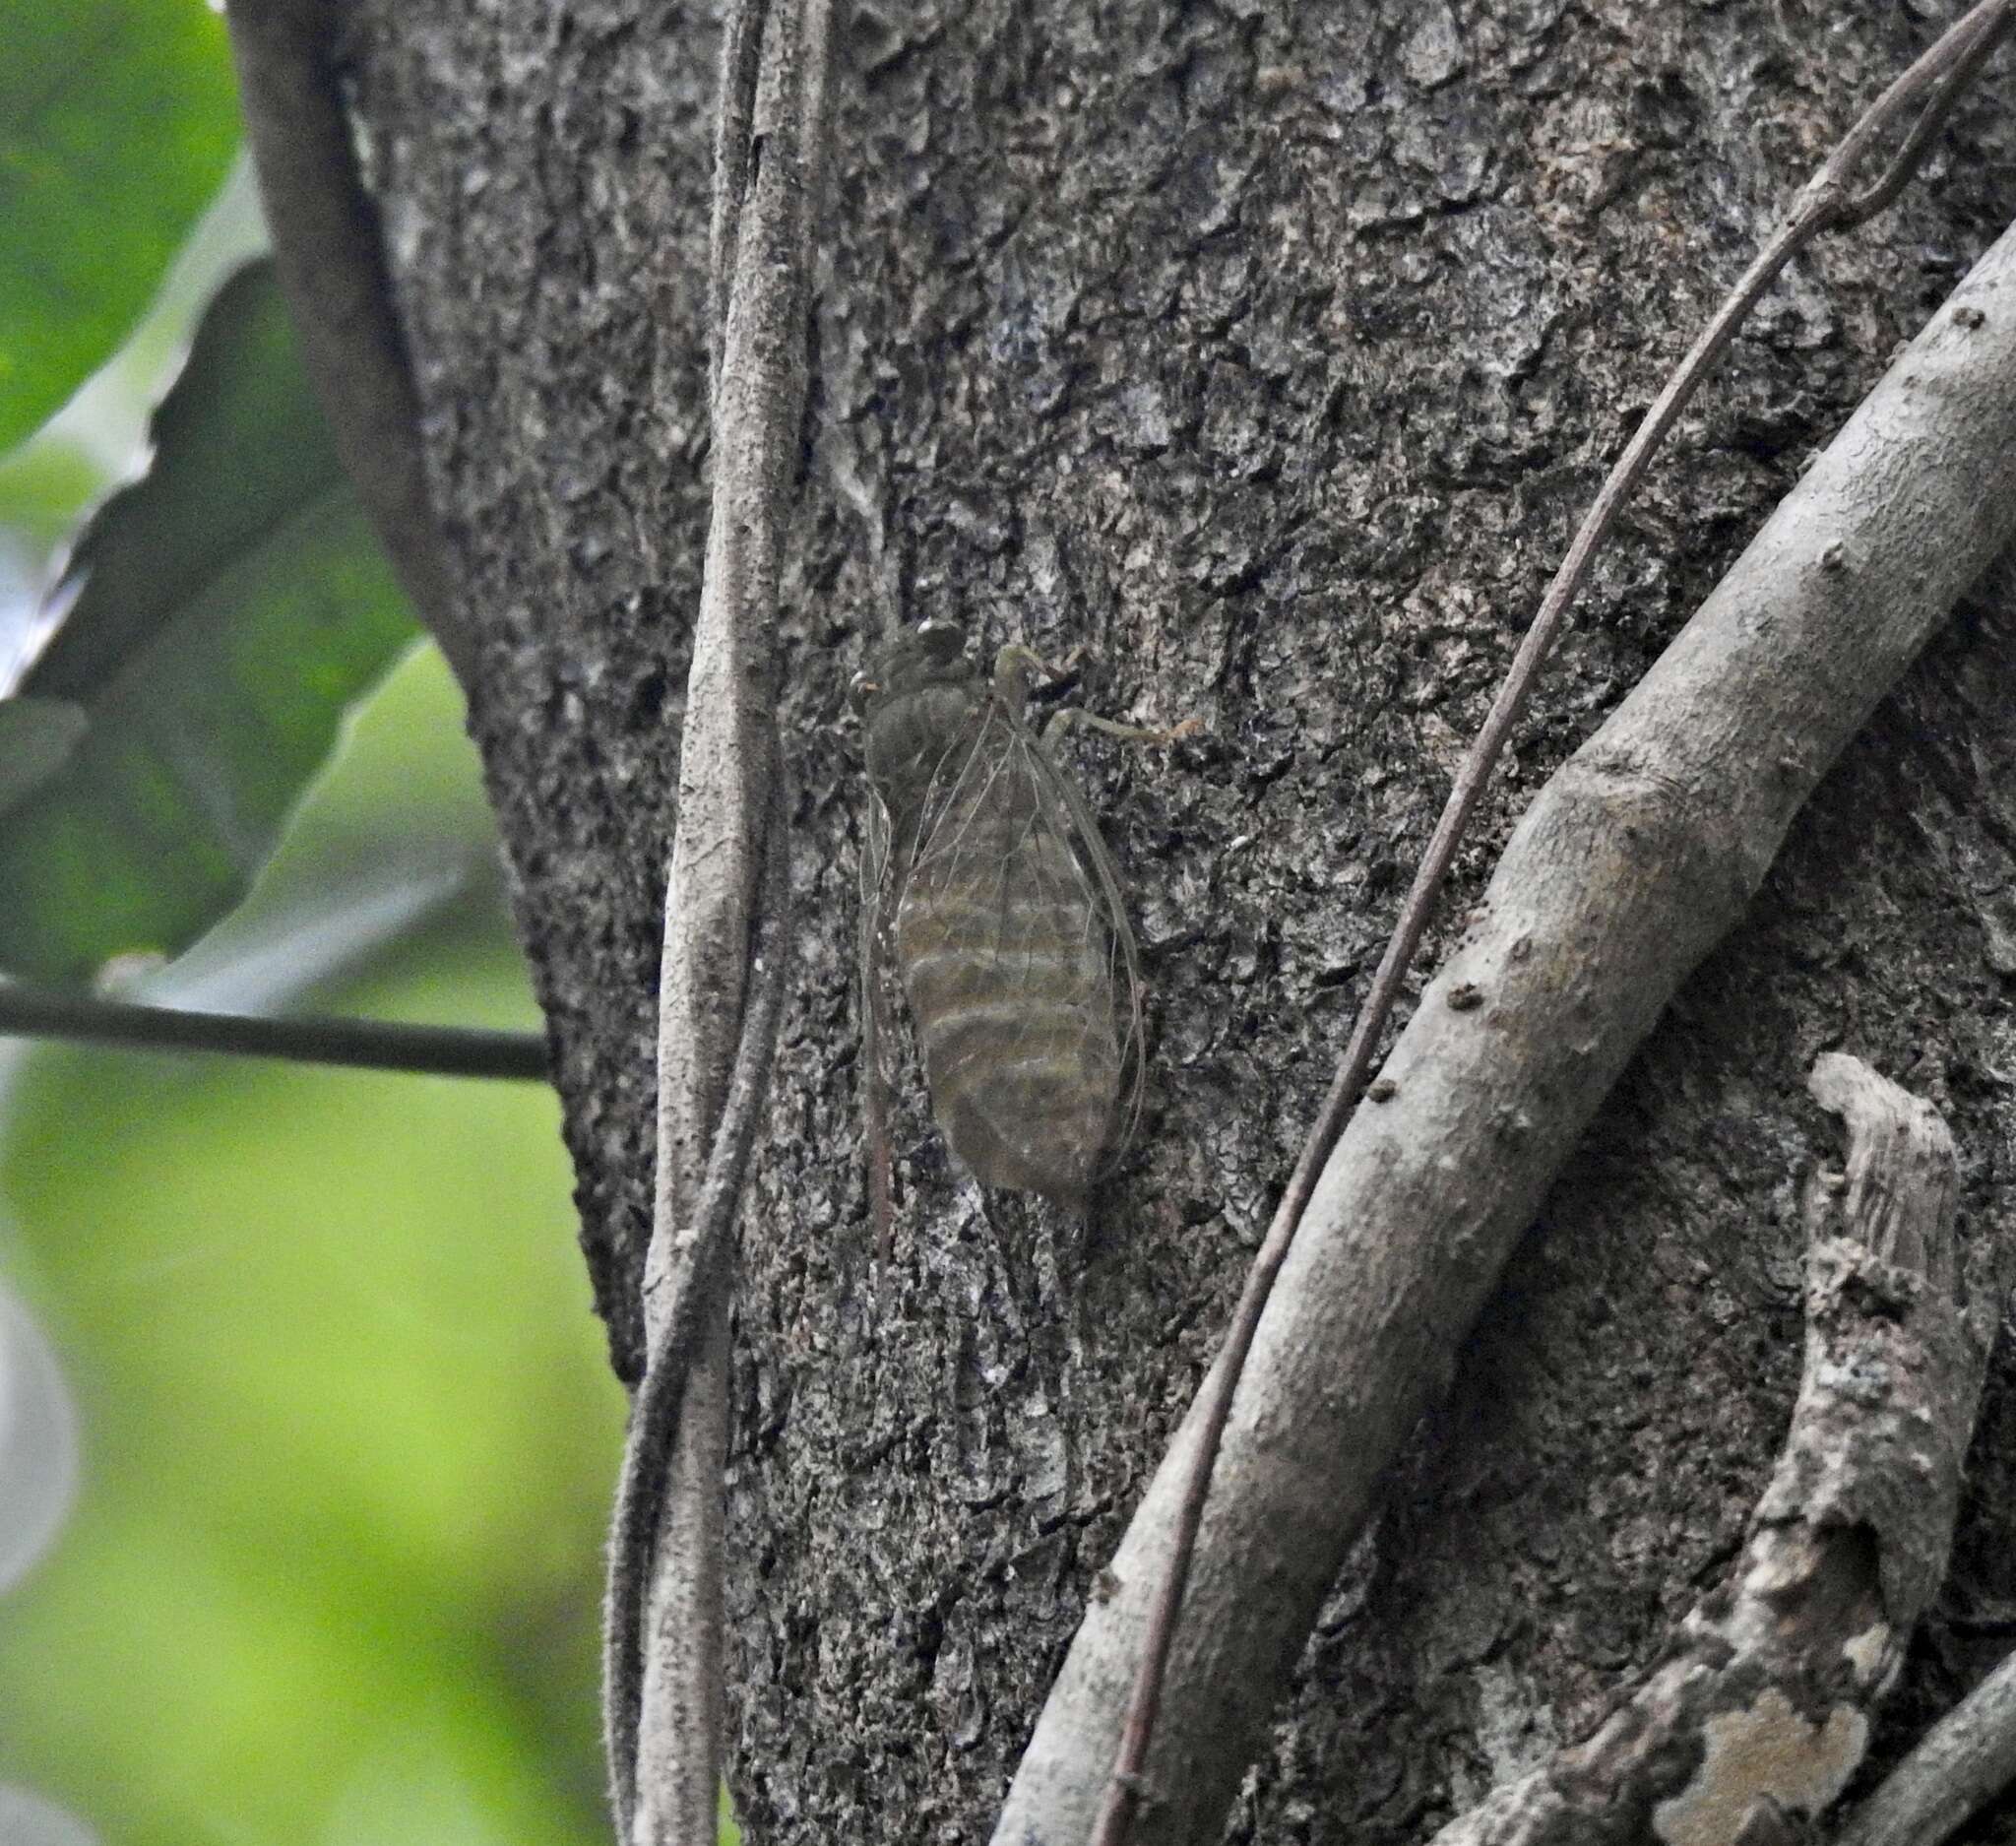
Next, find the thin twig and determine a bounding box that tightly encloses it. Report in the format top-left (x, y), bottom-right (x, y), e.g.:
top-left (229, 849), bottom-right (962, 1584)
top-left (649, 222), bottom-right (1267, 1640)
top-left (222, 0), bottom-right (475, 685)
top-left (1835, 1), bottom-right (2014, 225)
top-left (1836, 1643), bottom-right (2016, 1846)
top-left (708, 0), bottom-right (769, 406)
top-left (607, 1), bottom-right (834, 1839)
top-left (602, 780), bottom-right (789, 1836)
top-left (1089, 7), bottom-right (2016, 1840)
top-left (0, 983), bottom-right (546, 1081)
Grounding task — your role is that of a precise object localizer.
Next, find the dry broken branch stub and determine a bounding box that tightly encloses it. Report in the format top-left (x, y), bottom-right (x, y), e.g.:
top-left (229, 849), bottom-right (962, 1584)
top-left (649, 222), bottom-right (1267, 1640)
top-left (1431, 1053), bottom-right (1986, 1846)
top-left (998, 215), bottom-right (2016, 1846)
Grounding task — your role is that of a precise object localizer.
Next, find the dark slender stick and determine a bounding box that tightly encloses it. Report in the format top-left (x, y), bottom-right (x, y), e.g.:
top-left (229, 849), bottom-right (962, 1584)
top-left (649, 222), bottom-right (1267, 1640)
top-left (223, 0), bottom-right (474, 684)
top-left (1090, 6), bottom-right (2016, 1839)
top-left (1836, 1), bottom-right (2014, 224)
top-left (0, 983), bottom-right (547, 1081)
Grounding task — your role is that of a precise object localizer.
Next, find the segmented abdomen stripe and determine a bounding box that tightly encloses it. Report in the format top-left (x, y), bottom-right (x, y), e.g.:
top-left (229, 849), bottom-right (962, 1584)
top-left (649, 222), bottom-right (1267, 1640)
top-left (867, 670), bottom-right (1137, 1193)
top-left (897, 773), bottom-right (1119, 1165)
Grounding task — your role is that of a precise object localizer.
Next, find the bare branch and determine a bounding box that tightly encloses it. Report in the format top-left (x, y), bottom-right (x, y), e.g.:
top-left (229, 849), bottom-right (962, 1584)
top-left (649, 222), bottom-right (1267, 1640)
top-left (1000, 210), bottom-right (2016, 1846)
top-left (1833, 2), bottom-right (2015, 225)
top-left (602, 787), bottom-right (788, 1835)
top-left (606, 2), bottom-right (834, 1840)
top-left (1431, 1053), bottom-right (1983, 1846)
top-left (0, 983), bottom-right (545, 1081)
top-left (223, 0), bottom-right (476, 686)
top-left (707, 0), bottom-right (769, 406)
top-left (1837, 1644), bottom-right (2016, 1846)
top-left (1079, 8), bottom-right (2016, 1839)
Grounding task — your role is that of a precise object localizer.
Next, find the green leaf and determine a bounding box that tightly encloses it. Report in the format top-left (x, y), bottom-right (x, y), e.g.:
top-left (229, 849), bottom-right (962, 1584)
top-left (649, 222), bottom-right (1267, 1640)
top-left (0, 437), bottom-right (104, 553)
top-left (0, 0), bottom-right (240, 454)
top-left (0, 261), bottom-right (422, 984)
top-left (0, 697), bottom-right (85, 820)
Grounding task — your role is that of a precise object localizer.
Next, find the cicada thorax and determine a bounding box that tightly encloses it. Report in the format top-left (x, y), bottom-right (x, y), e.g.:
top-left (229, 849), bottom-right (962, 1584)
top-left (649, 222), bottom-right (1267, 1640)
top-left (858, 623), bottom-right (1141, 1201)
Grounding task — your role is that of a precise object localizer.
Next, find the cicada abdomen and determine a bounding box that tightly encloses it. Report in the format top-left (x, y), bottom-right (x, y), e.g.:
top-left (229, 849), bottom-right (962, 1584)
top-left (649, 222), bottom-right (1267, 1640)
top-left (853, 620), bottom-right (1146, 1204)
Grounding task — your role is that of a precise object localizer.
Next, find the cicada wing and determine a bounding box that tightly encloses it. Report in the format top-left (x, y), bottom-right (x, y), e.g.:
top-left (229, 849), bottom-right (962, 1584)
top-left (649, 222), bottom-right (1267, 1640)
top-left (859, 788), bottom-right (898, 1255)
top-left (1023, 724), bottom-right (1147, 1173)
top-left (900, 698), bottom-right (1144, 1190)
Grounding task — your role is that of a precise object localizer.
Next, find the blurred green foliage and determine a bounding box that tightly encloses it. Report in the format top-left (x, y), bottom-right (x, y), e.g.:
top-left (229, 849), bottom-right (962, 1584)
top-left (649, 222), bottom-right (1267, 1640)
top-left (0, 261), bottom-right (420, 984)
top-left (0, 0), bottom-right (240, 454)
top-left (0, 648), bottom-right (625, 1846)
top-left (0, 9), bottom-right (747, 1842)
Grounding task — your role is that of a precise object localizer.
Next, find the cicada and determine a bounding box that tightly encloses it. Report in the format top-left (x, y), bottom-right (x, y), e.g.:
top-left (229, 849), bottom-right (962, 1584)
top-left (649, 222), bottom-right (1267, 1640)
top-left (851, 621), bottom-right (1172, 1222)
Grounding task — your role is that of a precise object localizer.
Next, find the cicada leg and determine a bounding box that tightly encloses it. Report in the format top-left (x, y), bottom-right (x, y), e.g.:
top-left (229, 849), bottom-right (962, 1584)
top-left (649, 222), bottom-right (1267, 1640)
top-left (991, 641), bottom-right (1202, 751)
top-left (1040, 707), bottom-right (1204, 751)
top-left (991, 642), bottom-right (1053, 723)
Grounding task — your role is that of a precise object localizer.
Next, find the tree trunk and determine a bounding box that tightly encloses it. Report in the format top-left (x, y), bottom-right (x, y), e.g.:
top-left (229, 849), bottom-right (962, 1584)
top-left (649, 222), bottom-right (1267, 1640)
top-left (346, 1), bottom-right (2016, 1838)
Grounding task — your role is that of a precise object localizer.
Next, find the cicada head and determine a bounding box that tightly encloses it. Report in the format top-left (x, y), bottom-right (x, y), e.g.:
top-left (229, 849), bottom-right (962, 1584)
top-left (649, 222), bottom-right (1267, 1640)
top-left (851, 621), bottom-right (985, 816)
top-left (850, 619), bottom-right (971, 712)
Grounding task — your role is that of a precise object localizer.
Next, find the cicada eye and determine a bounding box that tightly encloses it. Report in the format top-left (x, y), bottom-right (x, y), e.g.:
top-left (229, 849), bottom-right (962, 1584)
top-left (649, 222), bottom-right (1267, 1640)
top-left (847, 670), bottom-right (878, 715)
top-left (916, 619), bottom-right (966, 663)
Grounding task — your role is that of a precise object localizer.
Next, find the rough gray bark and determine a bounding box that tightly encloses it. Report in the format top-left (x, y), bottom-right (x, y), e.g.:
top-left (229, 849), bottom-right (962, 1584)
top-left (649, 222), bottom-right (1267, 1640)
top-left (1005, 224), bottom-right (2016, 1846)
top-left (346, 3), bottom-right (2016, 1841)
